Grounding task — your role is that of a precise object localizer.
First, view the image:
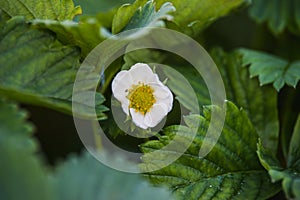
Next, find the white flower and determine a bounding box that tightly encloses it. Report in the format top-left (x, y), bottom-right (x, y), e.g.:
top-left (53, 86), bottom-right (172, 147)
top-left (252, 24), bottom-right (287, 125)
top-left (112, 63), bottom-right (173, 129)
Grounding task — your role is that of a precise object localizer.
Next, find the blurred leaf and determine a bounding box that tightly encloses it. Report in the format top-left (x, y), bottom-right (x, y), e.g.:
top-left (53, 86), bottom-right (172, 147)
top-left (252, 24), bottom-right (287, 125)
top-left (157, 0), bottom-right (249, 35)
top-left (288, 114), bottom-right (300, 169)
top-left (0, 99), bottom-right (172, 200)
top-left (0, 99), bottom-right (54, 200)
top-left (0, 17), bottom-right (107, 119)
top-left (53, 151), bottom-right (173, 200)
top-left (31, 16), bottom-right (108, 56)
top-left (279, 87), bottom-right (300, 159)
top-left (257, 116), bottom-right (300, 200)
top-left (239, 48), bottom-right (300, 91)
top-left (122, 49), bottom-right (165, 70)
top-left (73, 0), bottom-right (135, 15)
top-left (113, 0), bottom-right (249, 36)
top-left (0, 101), bottom-right (33, 137)
top-left (162, 65), bottom-right (210, 113)
top-left (249, 0), bottom-right (300, 35)
top-left (141, 101), bottom-right (280, 199)
top-left (112, 0), bottom-right (175, 34)
top-left (0, 0), bottom-right (81, 20)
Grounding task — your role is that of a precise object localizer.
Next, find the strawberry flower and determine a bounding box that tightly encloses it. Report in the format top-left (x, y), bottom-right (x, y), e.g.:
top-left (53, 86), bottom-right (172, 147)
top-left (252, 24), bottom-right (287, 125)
top-left (112, 63), bottom-right (173, 129)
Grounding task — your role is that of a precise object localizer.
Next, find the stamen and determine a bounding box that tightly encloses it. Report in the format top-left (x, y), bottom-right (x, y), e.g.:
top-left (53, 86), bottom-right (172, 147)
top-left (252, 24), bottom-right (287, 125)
top-left (127, 83), bottom-right (156, 115)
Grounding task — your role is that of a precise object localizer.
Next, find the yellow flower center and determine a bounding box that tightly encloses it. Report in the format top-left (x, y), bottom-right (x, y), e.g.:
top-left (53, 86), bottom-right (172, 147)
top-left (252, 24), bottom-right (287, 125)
top-left (128, 83), bottom-right (156, 115)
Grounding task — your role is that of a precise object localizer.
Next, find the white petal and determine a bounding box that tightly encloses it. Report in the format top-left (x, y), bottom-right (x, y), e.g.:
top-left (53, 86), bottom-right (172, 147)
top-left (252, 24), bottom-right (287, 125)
top-left (121, 100), bottom-right (129, 115)
top-left (157, 96), bottom-right (173, 112)
top-left (149, 83), bottom-right (173, 112)
top-left (130, 108), bottom-right (148, 129)
top-left (112, 70), bottom-right (133, 101)
top-left (151, 82), bottom-right (173, 99)
top-left (129, 63), bottom-right (158, 84)
top-left (144, 104), bottom-right (168, 128)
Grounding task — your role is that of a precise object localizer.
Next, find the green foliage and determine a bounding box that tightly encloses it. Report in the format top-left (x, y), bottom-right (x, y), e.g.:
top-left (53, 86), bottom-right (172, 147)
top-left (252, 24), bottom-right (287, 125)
top-left (156, 0), bottom-right (250, 35)
top-left (162, 65), bottom-right (210, 113)
top-left (0, 99), bottom-right (172, 200)
top-left (249, 0), bottom-right (300, 35)
top-left (239, 48), bottom-right (300, 91)
top-left (53, 152), bottom-right (172, 200)
top-left (141, 101), bottom-right (280, 199)
top-left (257, 114), bottom-right (300, 199)
top-left (112, 0), bottom-right (249, 35)
top-left (31, 16), bottom-right (108, 56)
top-left (288, 114), bottom-right (300, 170)
top-left (73, 0), bottom-right (134, 14)
top-left (0, 100), bottom-right (54, 200)
top-left (122, 49), bottom-right (165, 70)
top-left (0, 0), bottom-right (299, 199)
top-left (0, 17), bottom-right (107, 119)
top-left (112, 0), bottom-right (175, 34)
top-left (0, 0), bottom-right (81, 20)
top-left (212, 48), bottom-right (279, 153)
top-left (122, 1), bottom-right (175, 32)
top-left (161, 48), bottom-right (279, 152)
top-left (279, 87), bottom-right (300, 161)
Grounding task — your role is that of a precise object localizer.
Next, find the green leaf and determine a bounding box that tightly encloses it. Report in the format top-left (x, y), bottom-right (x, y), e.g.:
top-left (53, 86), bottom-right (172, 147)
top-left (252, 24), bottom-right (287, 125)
top-left (0, 17), bottom-right (107, 119)
top-left (30, 3), bottom-right (123, 57)
top-left (141, 101), bottom-right (280, 199)
top-left (122, 49), bottom-right (165, 70)
top-left (156, 0), bottom-right (249, 35)
top-left (112, 0), bottom-right (249, 36)
top-left (121, 1), bottom-right (175, 32)
top-left (30, 15), bottom-right (108, 56)
top-left (112, 0), bottom-right (146, 33)
top-left (239, 48), bottom-right (300, 91)
top-left (0, 0), bottom-right (81, 20)
top-left (257, 115), bottom-right (300, 200)
top-left (0, 99), bottom-right (54, 200)
top-left (249, 0), bottom-right (300, 35)
top-left (267, 170), bottom-right (300, 200)
top-left (162, 65), bottom-right (210, 113)
top-left (212, 48), bottom-right (279, 153)
top-left (288, 114), bottom-right (300, 169)
top-left (256, 140), bottom-right (282, 172)
top-left (73, 0), bottom-right (134, 14)
top-left (112, 0), bottom-right (175, 34)
top-left (269, 168), bottom-right (300, 200)
top-left (53, 151), bottom-right (173, 200)
top-left (258, 164), bottom-right (300, 200)
top-left (0, 101), bottom-right (33, 137)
